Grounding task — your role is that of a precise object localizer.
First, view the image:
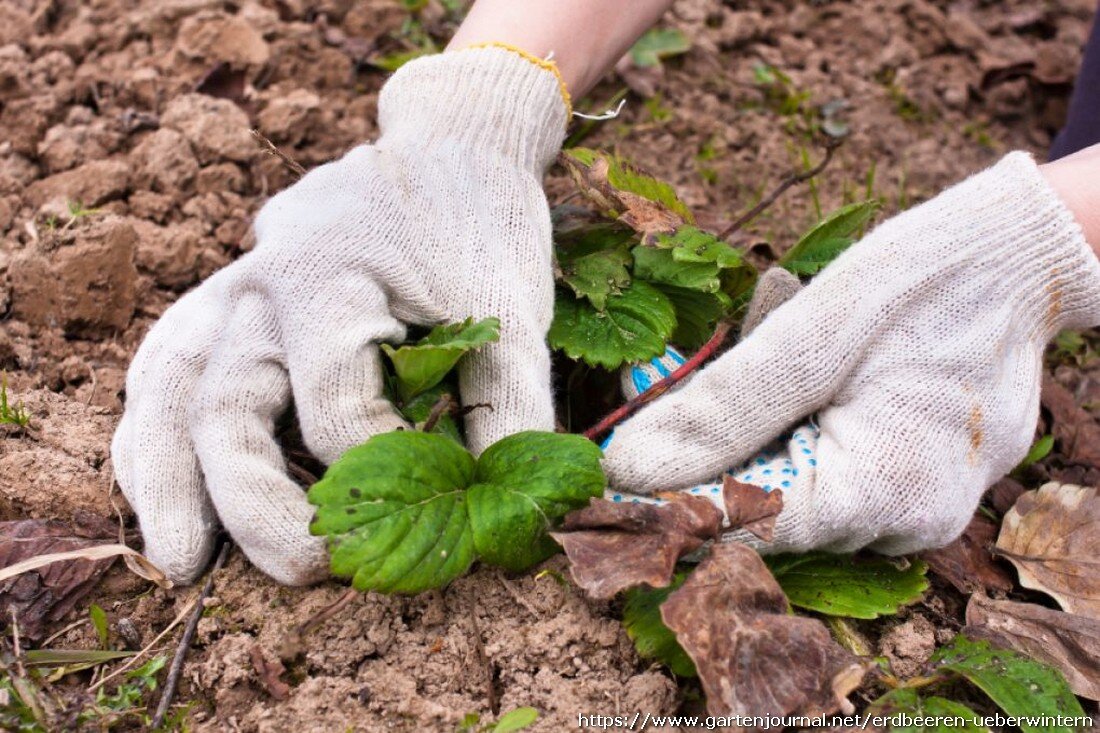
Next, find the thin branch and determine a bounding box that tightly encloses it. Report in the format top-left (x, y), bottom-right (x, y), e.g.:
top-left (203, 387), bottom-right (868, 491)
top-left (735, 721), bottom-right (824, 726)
top-left (421, 393), bottom-right (455, 434)
top-left (583, 322), bottom-right (734, 442)
top-left (250, 129), bottom-right (306, 179)
top-left (466, 586), bottom-right (498, 716)
top-left (719, 140), bottom-right (841, 239)
top-left (151, 541), bottom-right (231, 728)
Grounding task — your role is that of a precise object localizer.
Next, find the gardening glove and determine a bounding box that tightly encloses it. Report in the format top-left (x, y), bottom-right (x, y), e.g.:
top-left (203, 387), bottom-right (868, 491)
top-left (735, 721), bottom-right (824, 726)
top-left (111, 46), bottom-right (569, 585)
top-left (602, 152), bottom-right (1100, 555)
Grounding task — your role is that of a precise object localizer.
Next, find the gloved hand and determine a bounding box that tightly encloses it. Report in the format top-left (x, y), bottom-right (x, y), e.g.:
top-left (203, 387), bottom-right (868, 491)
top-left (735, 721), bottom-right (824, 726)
top-left (112, 46), bottom-right (568, 585)
top-left (603, 152), bottom-right (1100, 555)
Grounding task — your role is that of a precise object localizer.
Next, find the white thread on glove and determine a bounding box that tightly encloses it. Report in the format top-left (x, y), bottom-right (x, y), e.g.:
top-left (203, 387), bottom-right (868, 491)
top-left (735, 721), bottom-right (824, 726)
top-left (112, 47), bottom-right (568, 584)
top-left (603, 152), bottom-right (1100, 555)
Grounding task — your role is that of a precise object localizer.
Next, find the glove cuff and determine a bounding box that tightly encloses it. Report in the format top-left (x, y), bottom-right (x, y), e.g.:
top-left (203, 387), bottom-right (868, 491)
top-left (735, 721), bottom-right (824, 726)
top-left (377, 45), bottom-right (569, 173)
top-left (930, 151), bottom-right (1100, 342)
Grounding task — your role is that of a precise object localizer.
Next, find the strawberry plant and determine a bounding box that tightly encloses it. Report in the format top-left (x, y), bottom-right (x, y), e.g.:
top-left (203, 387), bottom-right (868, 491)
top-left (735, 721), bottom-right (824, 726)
top-left (308, 145), bottom-right (881, 596)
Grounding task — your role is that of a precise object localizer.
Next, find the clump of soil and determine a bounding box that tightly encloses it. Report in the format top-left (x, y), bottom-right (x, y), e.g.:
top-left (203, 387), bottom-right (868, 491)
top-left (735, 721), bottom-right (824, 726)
top-left (0, 0), bottom-right (1094, 729)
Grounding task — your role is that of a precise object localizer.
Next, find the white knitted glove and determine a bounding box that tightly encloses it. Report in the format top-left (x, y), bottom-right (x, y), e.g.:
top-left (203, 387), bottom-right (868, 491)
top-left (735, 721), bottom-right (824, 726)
top-left (112, 46), bottom-right (568, 585)
top-left (603, 152), bottom-right (1100, 555)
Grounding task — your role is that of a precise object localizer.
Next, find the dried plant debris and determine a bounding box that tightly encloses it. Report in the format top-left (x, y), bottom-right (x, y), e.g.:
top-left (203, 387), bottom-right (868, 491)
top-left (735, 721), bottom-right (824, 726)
top-left (0, 515), bottom-right (119, 641)
top-left (964, 592), bottom-right (1100, 701)
top-left (921, 512), bottom-right (1014, 595)
top-left (1041, 375), bottom-right (1100, 470)
top-left (551, 494), bottom-right (723, 600)
top-left (995, 482), bottom-right (1100, 618)
top-left (660, 542), bottom-right (869, 720)
top-left (720, 476), bottom-right (783, 541)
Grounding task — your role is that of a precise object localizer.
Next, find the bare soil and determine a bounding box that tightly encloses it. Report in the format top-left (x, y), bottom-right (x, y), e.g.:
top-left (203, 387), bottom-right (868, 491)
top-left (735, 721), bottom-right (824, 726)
top-left (0, 0), bottom-right (1096, 730)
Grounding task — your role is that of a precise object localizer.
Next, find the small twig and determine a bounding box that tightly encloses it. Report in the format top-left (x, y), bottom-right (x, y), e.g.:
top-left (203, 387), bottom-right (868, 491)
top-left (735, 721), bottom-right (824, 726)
top-left (287, 461), bottom-right (319, 486)
top-left (150, 541), bottom-right (231, 728)
top-left (583, 322), bottom-right (734, 442)
top-left (466, 586), bottom-right (498, 715)
top-left (421, 393), bottom-right (455, 434)
top-left (10, 609), bottom-right (24, 676)
top-left (719, 139), bottom-right (841, 239)
top-left (250, 129), bottom-right (306, 179)
top-left (493, 570), bottom-right (539, 617)
top-left (297, 588), bottom-right (358, 641)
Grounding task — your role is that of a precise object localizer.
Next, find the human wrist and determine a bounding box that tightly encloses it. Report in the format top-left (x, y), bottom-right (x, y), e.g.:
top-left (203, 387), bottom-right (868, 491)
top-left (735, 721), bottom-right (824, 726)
top-left (965, 152), bottom-right (1100, 338)
top-left (1039, 143), bottom-right (1100, 253)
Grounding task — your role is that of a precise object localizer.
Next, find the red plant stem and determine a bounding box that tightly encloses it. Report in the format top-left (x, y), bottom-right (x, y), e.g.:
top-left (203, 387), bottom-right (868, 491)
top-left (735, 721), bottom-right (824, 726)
top-left (583, 322), bottom-right (734, 442)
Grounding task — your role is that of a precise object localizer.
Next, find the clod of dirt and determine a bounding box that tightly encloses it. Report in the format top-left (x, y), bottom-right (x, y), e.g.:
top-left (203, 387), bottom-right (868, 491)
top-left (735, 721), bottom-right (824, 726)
top-left (9, 216), bottom-right (138, 336)
top-left (161, 93), bottom-right (257, 165)
top-left (879, 613), bottom-right (937, 678)
top-left (24, 158), bottom-right (130, 209)
top-left (131, 128), bottom-right (201, 194)
top-left (176, 11), bottom-right (271, 68)
top-left (0, 389), bottom-right (123, 521)
top-left (182, 554), bottom-right (677, 731)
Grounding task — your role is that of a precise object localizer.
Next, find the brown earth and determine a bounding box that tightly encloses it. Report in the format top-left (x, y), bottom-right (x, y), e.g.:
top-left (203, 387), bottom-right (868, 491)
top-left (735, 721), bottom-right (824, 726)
top-left (0, 0), bottom-right (1097, 730)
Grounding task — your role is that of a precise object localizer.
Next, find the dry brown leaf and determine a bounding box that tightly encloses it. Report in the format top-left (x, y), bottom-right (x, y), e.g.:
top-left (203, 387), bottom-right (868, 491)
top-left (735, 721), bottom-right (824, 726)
top-left (722, 477), bottom-right (783, 541)
top-left (559, 153), bottom-right (687, 240)
top-left (987, 476), bottom-right (1027, 515)
top-left (995, 482), bottom-right (1100, 618)
top-left (1041, 375), bottom-right (1100, 470)
top-left (964, 592), bottom-right (1100, 701)
top-left (921, 512), bottom-right (1014, 595)
top-left (660, 542), bottom-right (869, 721)
top-left (249, 644), bottom-right (291, 701)
top-left (0, 517), bottom-right (120, 640)
top-left (550, 494), bottom-right (723, 599)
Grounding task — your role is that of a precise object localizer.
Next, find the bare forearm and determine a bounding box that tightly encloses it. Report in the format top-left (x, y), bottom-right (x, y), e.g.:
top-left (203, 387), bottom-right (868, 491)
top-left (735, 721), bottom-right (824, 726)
top-left (447, 0), bottom-right (675, 98)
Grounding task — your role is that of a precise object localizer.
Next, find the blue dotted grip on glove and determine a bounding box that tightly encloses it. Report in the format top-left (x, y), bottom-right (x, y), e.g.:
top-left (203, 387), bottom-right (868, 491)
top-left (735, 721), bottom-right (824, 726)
top-left (604, 346), bottom-right (820, 527)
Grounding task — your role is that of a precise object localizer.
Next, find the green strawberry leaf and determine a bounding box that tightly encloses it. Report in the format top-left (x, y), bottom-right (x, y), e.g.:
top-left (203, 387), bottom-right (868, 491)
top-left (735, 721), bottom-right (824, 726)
top-left (766, 552), bottom-right (928, 619)
top-left (633, 246), bottom-right (722, 293)
top-left (561, 248), bottom-right (633, 310)
top-left (381, 317), bottom-right (500, 400)
top-left (469, 432), bottom-right (605, 571)
top-left (654, 226), bottom-right (744, 269)
top-left (629, 28), bottom-right (691, 68)
top-left (490, 707), bottom-right (539, 732)
top-left (930, 635), bottom-right (1086, 733)
top-left (868, 689), bottom-right (988, 732)
top-left (657, 285), bottom-right (731, 349)
top-left (780, 200), bottom-right (879, 276)
top-left (549, 281), bottom-right (676, 369)
top-left (622, 574), bottom-right (697, 677)
top-left (309, 432), bottom-right (477, 594)
top-left (309, 431), bottom-right (605, 594)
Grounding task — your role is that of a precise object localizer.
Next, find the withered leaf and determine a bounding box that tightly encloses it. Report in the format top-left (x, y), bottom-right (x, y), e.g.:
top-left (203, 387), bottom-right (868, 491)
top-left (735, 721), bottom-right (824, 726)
top-left (1041, 375), bottom-right (1100, 470)
top-left (722, 477), bottom-right (783, 541)
top-left (965, 592), bottom-right (1100, 701)
top-left (249, 644), bottom-right (291, 700)
top-left (550, 495), bottom-right (723, 599)
top-left (987, 476), bottom-right (1027, 515)
top-left (559, 149), bottom-right (692, 240)
top-left (921, 512), bottom-right (1014, 595)
top-left (995, 482), bottom-right (1100, 618)
top-left (0, 515), bottom-right (118, 641)
top-left (660, 542), bottom-right (869, 720)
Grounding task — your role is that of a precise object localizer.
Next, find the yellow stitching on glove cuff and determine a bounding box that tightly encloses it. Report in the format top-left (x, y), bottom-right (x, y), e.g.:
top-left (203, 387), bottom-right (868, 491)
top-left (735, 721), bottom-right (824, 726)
top-left (464, 41), bottom-right (573, 120)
